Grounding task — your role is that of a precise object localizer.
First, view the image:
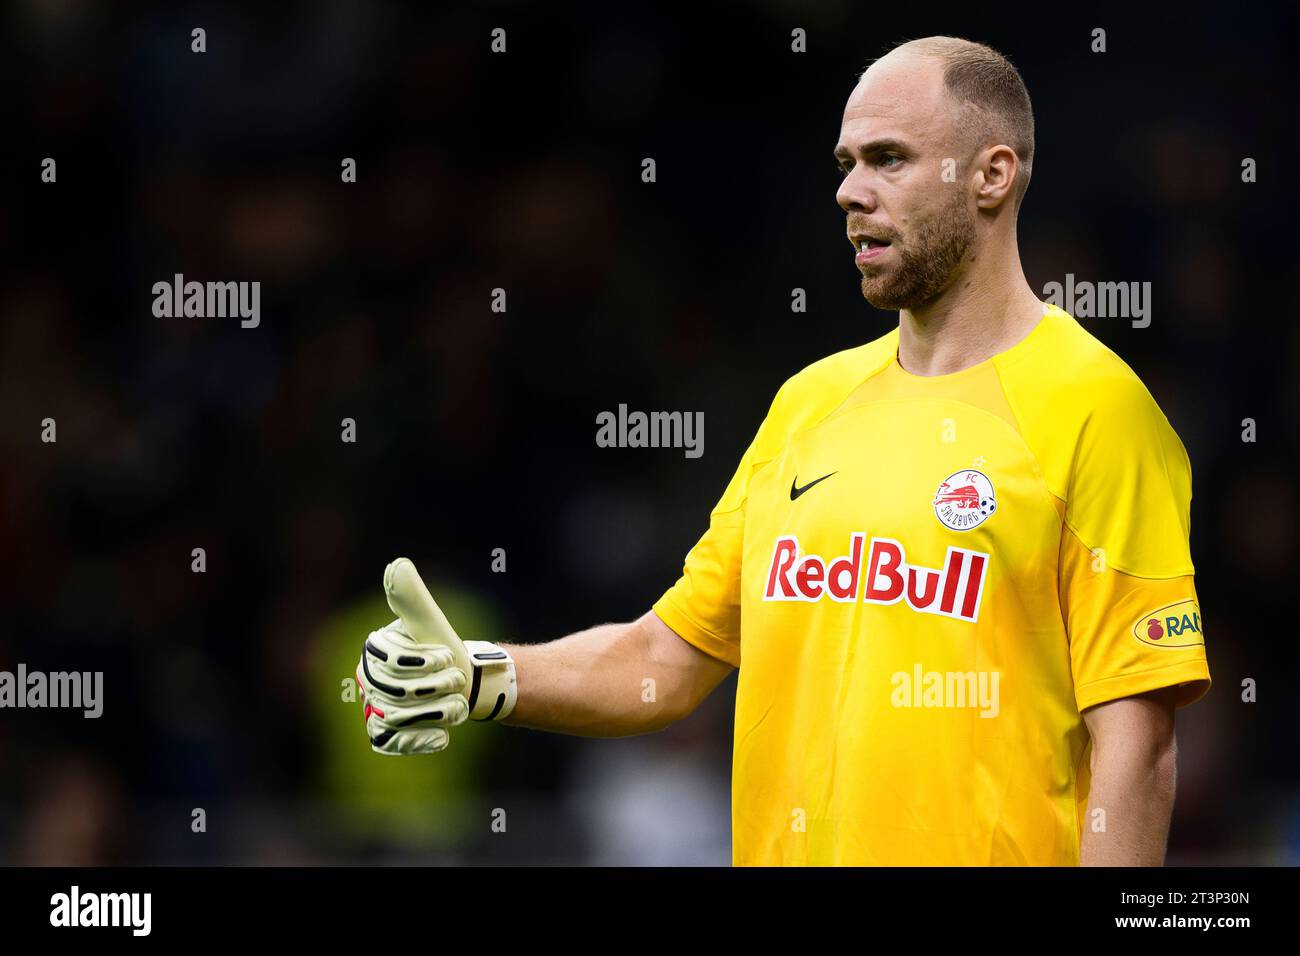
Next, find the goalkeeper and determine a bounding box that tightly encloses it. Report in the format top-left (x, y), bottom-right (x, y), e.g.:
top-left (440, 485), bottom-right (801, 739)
top-left (357, 35), bottom-right (1211, 866)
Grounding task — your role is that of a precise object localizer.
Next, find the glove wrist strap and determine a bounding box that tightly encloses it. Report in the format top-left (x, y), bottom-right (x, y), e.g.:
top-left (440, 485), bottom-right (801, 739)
top-left (463, 641), bottom-right (517, 721)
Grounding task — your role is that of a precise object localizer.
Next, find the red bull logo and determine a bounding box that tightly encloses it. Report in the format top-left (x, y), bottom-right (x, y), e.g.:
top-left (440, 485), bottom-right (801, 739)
top-left (763, 533), bottom-right (989, 622)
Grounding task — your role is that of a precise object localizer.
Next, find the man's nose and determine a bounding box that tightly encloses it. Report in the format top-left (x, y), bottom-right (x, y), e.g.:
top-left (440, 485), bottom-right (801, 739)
top-left (836, 167), bottom-right (877, 213)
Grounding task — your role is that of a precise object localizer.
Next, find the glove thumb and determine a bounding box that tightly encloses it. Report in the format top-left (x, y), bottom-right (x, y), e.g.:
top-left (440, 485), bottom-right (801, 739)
top-left (383, 558), bottom-right (470, 669)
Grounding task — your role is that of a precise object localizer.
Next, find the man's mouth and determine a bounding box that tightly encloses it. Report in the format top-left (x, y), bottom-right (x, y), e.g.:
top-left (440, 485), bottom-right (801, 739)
top-left (851, 234), bottom-right (892, 264)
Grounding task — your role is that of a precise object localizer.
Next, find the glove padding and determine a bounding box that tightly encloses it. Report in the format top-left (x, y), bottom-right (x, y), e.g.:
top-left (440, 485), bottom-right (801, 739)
top-left (357, 619), bottom-right (469, 755)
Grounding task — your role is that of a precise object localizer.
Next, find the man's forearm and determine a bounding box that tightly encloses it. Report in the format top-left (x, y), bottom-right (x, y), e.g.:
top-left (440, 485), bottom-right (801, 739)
top-left (499, 617), bottom-right (697, 737)
top-left (1079, 739), bottom-right (1177, 866)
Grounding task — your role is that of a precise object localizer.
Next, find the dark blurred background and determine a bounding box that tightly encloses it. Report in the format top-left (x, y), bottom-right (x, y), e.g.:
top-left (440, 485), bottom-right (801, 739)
top-left (0, 0), bottom-right (1296, 864)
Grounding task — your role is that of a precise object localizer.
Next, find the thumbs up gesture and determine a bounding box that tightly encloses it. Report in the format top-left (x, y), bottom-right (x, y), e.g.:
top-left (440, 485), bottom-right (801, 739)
top-left (357, 558), bottom-right (517, 755)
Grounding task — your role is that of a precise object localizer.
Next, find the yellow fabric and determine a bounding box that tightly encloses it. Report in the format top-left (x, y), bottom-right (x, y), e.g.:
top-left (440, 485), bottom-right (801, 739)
top-left (652, 305), bottom-right (1210, 866)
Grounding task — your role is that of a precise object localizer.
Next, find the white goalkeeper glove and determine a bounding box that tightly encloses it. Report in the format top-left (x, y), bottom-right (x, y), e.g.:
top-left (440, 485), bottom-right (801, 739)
top-left (356, 557), bottom-right (518, 755)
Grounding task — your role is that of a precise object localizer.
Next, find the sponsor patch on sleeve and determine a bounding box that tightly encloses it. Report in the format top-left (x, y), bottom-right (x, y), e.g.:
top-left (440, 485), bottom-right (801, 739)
top-left (1132, 600), bottom-right (1204, 648)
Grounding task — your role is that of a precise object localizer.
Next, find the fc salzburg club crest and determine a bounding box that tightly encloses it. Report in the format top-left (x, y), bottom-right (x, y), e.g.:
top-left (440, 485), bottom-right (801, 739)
top-left (933, 470), bottom-right (997, 531)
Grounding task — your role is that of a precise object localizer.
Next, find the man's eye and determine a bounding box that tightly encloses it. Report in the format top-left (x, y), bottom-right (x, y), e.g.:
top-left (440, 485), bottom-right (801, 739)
top-left (836, 163), bottom-right (851, 177)
top-left (879, 154), bottom-right (903, 168)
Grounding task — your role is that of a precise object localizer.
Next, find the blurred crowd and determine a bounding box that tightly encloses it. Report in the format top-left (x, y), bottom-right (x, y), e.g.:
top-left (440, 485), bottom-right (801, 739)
top-left (0, 1), bottom-right (1296, 864)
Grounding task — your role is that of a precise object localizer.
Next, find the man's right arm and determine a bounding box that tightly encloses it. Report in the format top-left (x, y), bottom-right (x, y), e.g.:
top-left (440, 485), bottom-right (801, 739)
top-left (358, 561), bottom-right (736, 755)
top-left (500, 610), bottom-right (735, 738)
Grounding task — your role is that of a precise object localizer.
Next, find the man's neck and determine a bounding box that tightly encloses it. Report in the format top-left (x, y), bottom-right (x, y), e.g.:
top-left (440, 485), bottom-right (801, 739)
top-left (896, 252), bottom-right (1045, 377)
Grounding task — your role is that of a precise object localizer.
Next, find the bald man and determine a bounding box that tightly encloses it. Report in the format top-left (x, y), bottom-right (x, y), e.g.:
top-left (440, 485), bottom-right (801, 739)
top-left (357, 36), bottom-right (1210, 867)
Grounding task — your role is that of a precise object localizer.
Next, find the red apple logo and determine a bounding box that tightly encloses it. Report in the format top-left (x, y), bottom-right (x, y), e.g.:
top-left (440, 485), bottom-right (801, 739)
top-left (1146, 618), bottom-right (1164, 641)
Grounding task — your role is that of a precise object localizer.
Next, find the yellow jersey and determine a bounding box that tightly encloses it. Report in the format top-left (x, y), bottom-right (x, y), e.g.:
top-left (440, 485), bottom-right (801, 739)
top-left (653, 304), bottom-right (1210, 866)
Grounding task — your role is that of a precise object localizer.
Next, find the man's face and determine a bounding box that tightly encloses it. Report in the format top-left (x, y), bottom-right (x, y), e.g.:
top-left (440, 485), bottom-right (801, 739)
top-left (835, 53), bottom-right (976, 311)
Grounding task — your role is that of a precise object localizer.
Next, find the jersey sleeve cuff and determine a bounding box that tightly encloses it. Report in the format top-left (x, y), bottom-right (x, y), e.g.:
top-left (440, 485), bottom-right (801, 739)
top-left (1075, 658), bottom-right (1211, 712)
top-left (651, 595), bottom-right (741, 669)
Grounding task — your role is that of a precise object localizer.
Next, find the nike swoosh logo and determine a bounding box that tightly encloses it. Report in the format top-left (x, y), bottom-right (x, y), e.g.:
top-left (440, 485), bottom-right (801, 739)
top-left (790, 472), bottom-right (836, 500)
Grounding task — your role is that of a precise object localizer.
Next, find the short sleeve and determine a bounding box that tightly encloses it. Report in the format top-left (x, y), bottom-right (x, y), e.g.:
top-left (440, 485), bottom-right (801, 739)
top-left (652, 433), bottom-right (756, 669)
top-left (1060, 379), bottom-right (1211, 712)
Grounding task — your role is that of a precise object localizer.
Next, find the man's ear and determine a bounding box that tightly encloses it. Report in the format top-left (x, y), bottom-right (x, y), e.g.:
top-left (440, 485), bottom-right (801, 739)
top-left (974, 144), bottom-right (1021, 209)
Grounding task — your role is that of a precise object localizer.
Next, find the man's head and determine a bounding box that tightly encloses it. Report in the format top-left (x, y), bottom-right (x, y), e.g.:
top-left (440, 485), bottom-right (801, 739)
top-left (835, 37), bottom-right (1035, 311)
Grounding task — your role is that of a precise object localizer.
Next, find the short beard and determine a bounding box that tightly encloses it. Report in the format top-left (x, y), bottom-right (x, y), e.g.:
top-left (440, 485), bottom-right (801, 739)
top-left (859, 193), bottom-right (976, 311)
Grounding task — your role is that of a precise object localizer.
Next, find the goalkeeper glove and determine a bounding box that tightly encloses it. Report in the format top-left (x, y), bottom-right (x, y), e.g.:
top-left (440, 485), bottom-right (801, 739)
top-left (356, 557), bottom-right (518, 755)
